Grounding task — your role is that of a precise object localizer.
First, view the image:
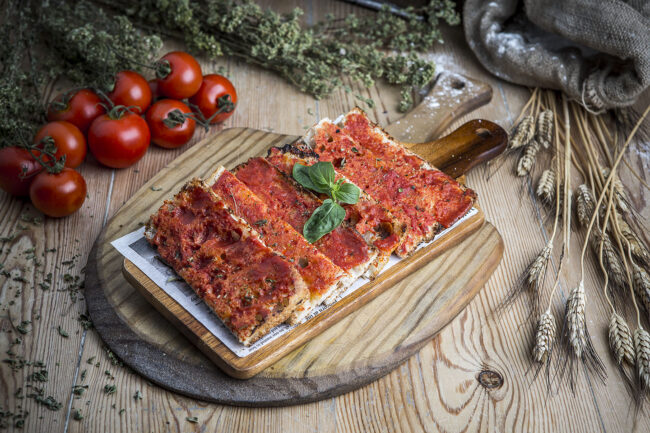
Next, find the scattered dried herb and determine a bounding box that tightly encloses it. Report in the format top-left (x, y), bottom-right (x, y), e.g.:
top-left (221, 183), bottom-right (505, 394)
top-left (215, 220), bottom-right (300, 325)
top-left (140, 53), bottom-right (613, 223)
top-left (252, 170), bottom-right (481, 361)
top-left (29, 369), bottom-right (49, 382)
top-left (27, 388), bottom-right (62, 411)
top-left (72, 385), bottom-right (88, 397)
top-left (16, 321), bottom-right (31, 335)
top-left (57, 326), bottom-right (69, 338)
top-left (78, 313), bottom-right (93, 330)
top-left (134, 390), bottom-right (143, 400)
top-left (104, 384), bottom-right (117, 395)
top-left (186, 416), bottom-right (198, 423)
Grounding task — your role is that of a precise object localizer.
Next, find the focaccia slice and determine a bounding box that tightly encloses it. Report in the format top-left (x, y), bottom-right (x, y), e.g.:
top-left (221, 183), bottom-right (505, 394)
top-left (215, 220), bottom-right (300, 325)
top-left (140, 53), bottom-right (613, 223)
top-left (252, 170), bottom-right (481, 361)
top-left (266, 145), bottom-right (405, 276)
top-left (145, 179), bottom-right (308, 345)
top-left (339, 107), bottom-right (476, 229)
top-left (207, 166), bottom-right (346, 323)
top-left (298, 119), bottom-right (439, 256)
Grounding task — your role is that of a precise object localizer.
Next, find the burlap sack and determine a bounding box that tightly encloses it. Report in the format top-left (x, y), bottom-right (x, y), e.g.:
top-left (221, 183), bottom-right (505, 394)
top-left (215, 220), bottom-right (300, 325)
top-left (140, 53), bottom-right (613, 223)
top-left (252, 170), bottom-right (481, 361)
top-left (463, 0), bottom-right (650, 111)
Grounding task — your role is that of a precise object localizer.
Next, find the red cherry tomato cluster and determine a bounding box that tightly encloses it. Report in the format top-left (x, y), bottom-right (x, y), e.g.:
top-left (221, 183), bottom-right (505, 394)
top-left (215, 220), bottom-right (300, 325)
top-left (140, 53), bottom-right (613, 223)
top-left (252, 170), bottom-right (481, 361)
top-left (0, 51), bottom-right (237, 218)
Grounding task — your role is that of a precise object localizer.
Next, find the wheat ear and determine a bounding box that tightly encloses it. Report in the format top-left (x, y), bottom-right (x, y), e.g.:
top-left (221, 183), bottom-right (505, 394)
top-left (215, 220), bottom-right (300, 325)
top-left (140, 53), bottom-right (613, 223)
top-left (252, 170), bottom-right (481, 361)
top-left (634, 328), bottom-right (650, 392)
top-left (632, 264), bottom-right (650, 314)
top-left (517, 139), bottom-right (541, 177)
top-left (576, 184), bottom-right (596, 227)
top-left (509, 115), bottom-right (535, 150)
top-left (536, 168), bottom-right (555, 207)
top-left (609, 312), bottom-right (635, 366)
top-left (616, 212), bottom-right (650, 266)
top-left (533, 310), bottom-right (556, 363)
top-left (566, 281), bottom-right (587, 358)
top-left (592, 228), bottom-right (627, 290)
top-left (536, 110), bottom-right (554, 149)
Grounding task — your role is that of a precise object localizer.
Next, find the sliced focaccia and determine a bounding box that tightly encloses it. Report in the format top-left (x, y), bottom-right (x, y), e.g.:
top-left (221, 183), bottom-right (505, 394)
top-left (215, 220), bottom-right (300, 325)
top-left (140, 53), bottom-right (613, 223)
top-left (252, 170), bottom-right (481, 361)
top-left (266, 145), bottom-right (404, 276)
top-left (145, 179), bottom-right (308, 345)
top-left (299, 114), bottom-right (476, 257)
top-left (339, 107), bottom-right (476, 229)
top-left (207, 166), bottom-right (347, 323)
top-left (233, 157), bottom-right (378, 303)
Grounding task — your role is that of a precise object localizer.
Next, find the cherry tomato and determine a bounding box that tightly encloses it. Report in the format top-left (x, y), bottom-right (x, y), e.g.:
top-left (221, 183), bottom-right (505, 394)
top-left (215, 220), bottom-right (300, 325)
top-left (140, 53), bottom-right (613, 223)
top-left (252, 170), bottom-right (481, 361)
top-left (155, 51), bottom-right (202, 99)
top-left (188, 74), bottom-right (237, 124)
top-left (0, 147), bottom-right (42, 197)
top-left (33, 121), bottom-right (86, 168)
top-left (145, 99), bottom-right (196, 149)
top-left (88, 108), bottom-right (150, 168)
top-left (107, 70), bottom-right (152, 114)
top-left (29, 168), bottom-right (86, 218)
top-left (47, 89), bottom-right (105, 133)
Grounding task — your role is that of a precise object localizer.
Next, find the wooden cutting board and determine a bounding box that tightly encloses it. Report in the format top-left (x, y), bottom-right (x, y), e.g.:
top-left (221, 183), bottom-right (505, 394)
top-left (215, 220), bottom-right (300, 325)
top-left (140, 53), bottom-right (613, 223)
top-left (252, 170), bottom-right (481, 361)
top-left (84, 72), bottom-right (506, 405)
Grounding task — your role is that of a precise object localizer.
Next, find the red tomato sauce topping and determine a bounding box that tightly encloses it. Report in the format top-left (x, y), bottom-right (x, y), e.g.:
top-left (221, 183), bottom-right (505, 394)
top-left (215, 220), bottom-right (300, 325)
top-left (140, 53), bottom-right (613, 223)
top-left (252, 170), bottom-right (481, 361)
top-left (307, 122), bottom-right (439, 256)
top-left (147, 182), bottom-right (298, 340)
top-left (267, 147), bottom-right (402, 257)
top-left (233, 157), bottom-right (372, 272)
top-left (212, 169), bottom-right (343, 300)
top-left (342, 112), bottom-right (476, 229)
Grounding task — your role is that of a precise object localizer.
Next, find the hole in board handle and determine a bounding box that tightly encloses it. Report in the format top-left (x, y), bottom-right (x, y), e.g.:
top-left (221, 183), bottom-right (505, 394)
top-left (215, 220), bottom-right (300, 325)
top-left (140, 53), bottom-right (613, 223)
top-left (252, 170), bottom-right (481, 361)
top-left (475, 128), bottom-right (491, 138)
top-left (451, 80), bottom-right (465, 90)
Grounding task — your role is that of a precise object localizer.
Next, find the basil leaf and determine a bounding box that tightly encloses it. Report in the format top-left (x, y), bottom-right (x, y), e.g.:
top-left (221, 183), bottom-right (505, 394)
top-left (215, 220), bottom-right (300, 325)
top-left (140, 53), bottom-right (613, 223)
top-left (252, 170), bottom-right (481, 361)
top-left (292, 163), bottom-right (318, 191)
top-left (334, 182), bottom-right (360, 204)
top-left (303, 199), bottom-right (345, 243)
top-left (307, 161), bottom-right (336, 194)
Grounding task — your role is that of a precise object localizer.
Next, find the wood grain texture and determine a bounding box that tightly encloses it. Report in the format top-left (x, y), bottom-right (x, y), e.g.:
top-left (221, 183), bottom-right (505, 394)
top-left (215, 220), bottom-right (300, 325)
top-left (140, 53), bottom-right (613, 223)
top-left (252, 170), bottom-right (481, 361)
top-left (2, 1), bottom-right (649, 431)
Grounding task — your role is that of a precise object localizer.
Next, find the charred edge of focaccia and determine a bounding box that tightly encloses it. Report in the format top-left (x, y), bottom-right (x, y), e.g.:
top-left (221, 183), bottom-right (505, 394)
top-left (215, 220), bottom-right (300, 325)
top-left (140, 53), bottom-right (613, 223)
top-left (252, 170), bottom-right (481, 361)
top-left (300, 118), bottom-right (442, 258)
top-left (144, 178), bottom-right (309, 346)
top-left (339, 107), bottom-right (477, 228)
top-left (267, 145), bottom-right (406, 276)
top-left (231, 157), bottom-right (377, 298)
top-left (206, 166), bottom-right (349, 324)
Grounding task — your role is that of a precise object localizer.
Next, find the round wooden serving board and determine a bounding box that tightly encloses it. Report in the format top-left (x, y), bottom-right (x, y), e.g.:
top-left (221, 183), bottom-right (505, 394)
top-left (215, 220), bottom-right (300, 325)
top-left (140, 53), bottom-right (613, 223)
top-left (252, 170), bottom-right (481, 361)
top-left (85, 72), bottom-right (505, 406)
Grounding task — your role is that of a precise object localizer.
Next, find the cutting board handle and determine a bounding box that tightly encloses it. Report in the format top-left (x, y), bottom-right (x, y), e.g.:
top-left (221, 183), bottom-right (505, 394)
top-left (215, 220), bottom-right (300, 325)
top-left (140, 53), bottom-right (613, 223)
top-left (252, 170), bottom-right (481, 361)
top-left (383, 71), bottom-right (506, 177)
top-left (385, 72), bottom-right (493, 143)
top-left (406, 119), bottom-right (507, 178)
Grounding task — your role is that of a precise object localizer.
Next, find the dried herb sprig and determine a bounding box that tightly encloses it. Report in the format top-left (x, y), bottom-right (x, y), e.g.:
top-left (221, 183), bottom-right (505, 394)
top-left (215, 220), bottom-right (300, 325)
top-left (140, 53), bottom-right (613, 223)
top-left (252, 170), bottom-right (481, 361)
top-left (0, 0), bottom-right (162, 148)
top-left (110, 0), bottom-right (458, 112)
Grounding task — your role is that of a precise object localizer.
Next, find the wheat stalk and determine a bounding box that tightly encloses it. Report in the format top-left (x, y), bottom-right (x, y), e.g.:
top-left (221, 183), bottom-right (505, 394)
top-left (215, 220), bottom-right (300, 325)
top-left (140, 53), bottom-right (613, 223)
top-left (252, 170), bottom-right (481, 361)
top-left (533, 310), bottom-right (556, 363)
top-left (509, 115), bottom-right (535, 150)
top-left (517, 139), bottom-right (541, 177)
top-left (633, 264), bottom-right (650, 314)
top-left (609, 312), bottom-right (635, 366)
top-left (536, 168), bottom-right (555, 206)
top-left (634, 328), bottom-right (650, 391)
top-left (536, 110), bottom-right (554, 149)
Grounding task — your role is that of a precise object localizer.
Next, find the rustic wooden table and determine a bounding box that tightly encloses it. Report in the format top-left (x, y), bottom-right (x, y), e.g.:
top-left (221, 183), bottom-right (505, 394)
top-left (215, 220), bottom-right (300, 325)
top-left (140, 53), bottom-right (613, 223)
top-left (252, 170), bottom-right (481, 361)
top-left (1, 1), bottom-right (648, 432)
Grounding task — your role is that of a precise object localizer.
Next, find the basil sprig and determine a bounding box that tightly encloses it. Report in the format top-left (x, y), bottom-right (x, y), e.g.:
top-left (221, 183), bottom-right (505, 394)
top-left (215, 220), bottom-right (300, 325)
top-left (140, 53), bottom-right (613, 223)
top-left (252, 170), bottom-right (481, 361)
top-left (293, 162), bottom-right (361, 243)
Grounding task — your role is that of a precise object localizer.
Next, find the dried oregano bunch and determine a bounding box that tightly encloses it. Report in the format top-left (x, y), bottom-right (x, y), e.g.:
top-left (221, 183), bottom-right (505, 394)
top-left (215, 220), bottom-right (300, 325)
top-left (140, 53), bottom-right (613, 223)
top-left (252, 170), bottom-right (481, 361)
top-left (108, 0), bottom-right (458, 112)
top-left (0, 0), bottom-right (162, 148)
